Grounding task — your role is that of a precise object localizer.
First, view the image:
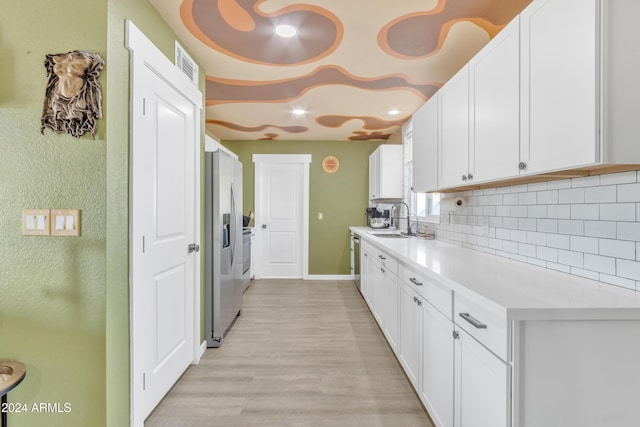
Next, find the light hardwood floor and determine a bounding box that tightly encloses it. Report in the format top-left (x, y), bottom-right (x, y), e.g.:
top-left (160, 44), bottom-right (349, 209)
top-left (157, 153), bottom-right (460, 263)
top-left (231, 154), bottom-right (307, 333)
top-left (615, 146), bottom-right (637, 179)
top-left (146, 279), bottom-right (434, 426)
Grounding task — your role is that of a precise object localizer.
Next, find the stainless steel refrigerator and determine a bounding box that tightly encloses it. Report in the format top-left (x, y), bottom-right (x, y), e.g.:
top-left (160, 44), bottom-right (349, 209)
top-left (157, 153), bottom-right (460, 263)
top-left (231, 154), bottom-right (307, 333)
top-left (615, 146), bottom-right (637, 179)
top-left (205, 150), bottom-right (243, 347)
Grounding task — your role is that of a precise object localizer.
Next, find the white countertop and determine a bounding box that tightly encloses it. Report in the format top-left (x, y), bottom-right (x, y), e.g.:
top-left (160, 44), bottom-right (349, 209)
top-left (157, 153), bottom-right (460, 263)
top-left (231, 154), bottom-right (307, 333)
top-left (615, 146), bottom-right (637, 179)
top-left (351, 227), bottom-right (640, 320)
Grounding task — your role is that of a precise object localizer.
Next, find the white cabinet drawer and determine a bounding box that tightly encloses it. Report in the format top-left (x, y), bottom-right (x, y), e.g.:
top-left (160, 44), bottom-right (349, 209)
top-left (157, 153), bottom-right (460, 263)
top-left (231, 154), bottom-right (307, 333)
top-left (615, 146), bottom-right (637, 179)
top-left (399, 263), bottom-right (452, 320)
top-left (454, 292), bottom-right (509, 362)
top-left (367, 244), bottom-right (398, 276)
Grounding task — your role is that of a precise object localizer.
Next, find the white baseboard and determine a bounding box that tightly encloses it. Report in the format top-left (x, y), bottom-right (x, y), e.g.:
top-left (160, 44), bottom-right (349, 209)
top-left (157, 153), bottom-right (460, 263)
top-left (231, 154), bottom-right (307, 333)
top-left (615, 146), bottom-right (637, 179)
top-left (253, 275), bottom-right (354, 281)
top-left (199, 340), bottom-right (207, 360)
top-left (305, 275), bottom-right (354, 280)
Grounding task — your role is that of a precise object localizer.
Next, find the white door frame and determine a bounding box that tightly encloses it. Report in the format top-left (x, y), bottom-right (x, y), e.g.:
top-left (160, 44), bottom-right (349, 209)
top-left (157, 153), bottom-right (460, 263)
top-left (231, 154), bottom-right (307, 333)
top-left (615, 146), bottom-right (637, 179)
top-left (126, 20), bottom-right (202, 427)
top-left (253, 154), bottom-right (311, 279)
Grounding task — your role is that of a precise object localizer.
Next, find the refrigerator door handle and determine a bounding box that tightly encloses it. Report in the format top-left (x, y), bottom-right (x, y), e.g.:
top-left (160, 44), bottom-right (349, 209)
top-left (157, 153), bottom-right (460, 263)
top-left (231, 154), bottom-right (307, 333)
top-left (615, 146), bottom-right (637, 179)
top-left (230, 183), bottom-right (237, 266)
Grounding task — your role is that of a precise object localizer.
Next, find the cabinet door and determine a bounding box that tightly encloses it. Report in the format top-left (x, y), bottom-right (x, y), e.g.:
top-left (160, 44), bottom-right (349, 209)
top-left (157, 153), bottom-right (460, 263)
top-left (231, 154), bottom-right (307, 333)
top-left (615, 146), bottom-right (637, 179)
top-left (520, 0), bottom-right (598, 174)
top-left (369, 149), bottom-right (380, 199)
top-left (361, 250), bottom-right (374, 309)
top-left (413, 98), bottom-right (439, 192)
top-left (378, 145), bottom-right (404, 199)
top-left (470, 17), bottom-right (520, 183)
top-left (422, 301), bottom-right (454, 427)
top-left (382, 268), bottom-right (398, 352)
top-left (398, 282), bottom-right (423, 390)
top-left (455, 328), bottom-right (510, 427)
top-left (373, 263), bottom-right (386, 326)
top-left (439, 66), bottom-right (470, 189)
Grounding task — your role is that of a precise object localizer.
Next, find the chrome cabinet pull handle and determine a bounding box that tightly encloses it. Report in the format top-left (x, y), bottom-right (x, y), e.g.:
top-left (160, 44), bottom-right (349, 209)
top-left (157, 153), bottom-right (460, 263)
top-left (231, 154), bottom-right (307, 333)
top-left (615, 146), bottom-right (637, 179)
top-left (378, 255), bottom-right (386, 260)
top-left (459, 312), bottom-right (487, 329)
top-left (409, 278), bottom-right (423, 286)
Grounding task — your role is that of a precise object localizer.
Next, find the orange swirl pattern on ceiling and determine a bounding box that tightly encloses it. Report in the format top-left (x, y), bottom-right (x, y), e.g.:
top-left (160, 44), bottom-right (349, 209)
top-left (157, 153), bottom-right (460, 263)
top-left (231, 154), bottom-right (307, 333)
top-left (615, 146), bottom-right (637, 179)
top-left (172, 0), bottom-right (532, 140)
top-left (258, 133), bottom-right (280, 141)
top-left (349, 131), bottom-right (392, 141)
top-left (205, 65), bottom-right (439, 106)
top-left (379, 0), bottom-right (532, 59)
top-left (205, 119), bottom-right (308, 134)
top-left (181, 0), bottom-right (343, 65)
top-left (316, 115), bottom-right (408, 131)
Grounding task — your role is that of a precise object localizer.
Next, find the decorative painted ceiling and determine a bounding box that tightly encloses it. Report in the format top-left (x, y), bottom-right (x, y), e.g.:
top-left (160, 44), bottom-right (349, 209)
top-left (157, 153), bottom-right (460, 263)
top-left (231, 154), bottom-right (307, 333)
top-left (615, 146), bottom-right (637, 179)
top-left (149, 0), bottom-right (532, 141)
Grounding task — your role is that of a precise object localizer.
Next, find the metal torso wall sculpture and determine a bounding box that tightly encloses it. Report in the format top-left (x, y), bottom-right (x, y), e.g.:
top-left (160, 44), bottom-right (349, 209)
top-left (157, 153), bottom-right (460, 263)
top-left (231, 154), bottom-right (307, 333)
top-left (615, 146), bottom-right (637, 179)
top-left (40, 50), bottom-right (104, 139)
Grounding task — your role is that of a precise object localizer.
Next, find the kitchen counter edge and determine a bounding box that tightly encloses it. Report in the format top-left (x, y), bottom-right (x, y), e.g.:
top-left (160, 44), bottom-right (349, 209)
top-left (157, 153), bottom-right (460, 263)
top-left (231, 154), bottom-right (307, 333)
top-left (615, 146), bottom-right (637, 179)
top-left (350, 226), bottom-right (640, 321)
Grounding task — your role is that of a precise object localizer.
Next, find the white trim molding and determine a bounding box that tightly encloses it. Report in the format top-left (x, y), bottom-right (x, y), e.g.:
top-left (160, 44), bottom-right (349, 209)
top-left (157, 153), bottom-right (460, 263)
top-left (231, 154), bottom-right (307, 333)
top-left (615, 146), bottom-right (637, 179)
top-left (126, 20), bottom-right (202, 427)
top-left (305, 275), bottom-right (355, 281)
top-left (199, 340), bottom-right (207, 360)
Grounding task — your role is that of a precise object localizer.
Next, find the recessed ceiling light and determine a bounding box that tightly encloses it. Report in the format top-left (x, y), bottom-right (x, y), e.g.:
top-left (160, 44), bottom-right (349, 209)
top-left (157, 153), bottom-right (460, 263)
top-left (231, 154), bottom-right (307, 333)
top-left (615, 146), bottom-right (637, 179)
top-left (275, 24), bottom-right (297, 38)
top-left (388, 109), bottom-right (401, 115)
top-left (292, 108), bottom-right (306, 116)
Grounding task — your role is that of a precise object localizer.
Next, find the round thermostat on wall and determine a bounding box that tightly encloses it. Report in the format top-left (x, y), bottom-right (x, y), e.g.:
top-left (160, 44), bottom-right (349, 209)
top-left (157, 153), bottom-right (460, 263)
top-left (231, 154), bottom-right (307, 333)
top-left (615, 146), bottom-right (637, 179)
top-left (321, 155), bottom-right (340, 174)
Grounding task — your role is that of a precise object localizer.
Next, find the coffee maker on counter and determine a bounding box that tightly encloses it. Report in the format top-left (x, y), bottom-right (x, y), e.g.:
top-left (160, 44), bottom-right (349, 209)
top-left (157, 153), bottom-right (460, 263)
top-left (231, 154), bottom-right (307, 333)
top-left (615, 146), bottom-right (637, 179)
top-left (366, 207), bottom-right (390, 229)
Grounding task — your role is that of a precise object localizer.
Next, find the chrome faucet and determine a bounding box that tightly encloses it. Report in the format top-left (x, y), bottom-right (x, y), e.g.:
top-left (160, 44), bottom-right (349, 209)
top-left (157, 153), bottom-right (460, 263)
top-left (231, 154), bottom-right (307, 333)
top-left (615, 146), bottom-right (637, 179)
top-left (391, 202), bottom-right (416, 236)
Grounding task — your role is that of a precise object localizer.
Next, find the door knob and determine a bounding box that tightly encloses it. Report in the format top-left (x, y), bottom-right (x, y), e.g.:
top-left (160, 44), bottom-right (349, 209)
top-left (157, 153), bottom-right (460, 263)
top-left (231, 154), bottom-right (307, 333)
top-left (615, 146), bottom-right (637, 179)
top-left (261, 224), bottom-right (267, 229)
top-left (188, 243), bottom-right (200, 253)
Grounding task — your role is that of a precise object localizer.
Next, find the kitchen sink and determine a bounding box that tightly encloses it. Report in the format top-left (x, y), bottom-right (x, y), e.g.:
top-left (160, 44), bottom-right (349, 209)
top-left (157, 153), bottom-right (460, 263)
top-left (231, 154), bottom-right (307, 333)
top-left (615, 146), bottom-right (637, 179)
top-left (370, 233), bottom-right (407, 238)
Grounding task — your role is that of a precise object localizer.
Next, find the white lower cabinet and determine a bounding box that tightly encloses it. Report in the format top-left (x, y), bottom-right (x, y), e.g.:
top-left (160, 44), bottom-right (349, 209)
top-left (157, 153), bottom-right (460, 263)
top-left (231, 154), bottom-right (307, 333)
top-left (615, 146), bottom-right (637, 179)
top-left (372, 263), bottom-right (385, 325)
top-left (355, 230), bottom-right (640, 427)
top-left (421, 300), bottom-right (454, 427)
top-left (381, 267), bottom-right (398, 351)
top-left (454, 327), bottom-right (510, 427)
top-left (367, 252), bottom-right (510, 427)
top-left (360, 244), bottom-right (374, 309)
top-left (398, 281), bottom-right (423, 390)
top-left (360, 240), bottom-right (399, 353)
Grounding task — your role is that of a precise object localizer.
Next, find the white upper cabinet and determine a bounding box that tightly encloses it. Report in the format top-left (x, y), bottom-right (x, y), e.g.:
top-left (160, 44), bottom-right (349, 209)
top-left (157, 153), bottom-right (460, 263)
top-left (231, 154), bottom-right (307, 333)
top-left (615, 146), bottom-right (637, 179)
top-left (470, 16), bottom-right (521, 183)
top-left (369, 145), bottom-right (403, 200)
top-left (439, 66), bottom-right (471, 189)
top-left (412, 98), bottom-right (439, 193)
top-left (519, 0), bottom-right (598, 174)
top-left (412, 0), bottom-right (640, 191)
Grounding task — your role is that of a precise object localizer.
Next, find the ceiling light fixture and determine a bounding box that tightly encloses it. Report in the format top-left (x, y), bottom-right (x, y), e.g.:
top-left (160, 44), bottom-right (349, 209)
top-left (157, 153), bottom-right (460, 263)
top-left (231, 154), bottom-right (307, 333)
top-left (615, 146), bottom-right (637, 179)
top-left (388, 109), bottom-right (401, 116)
top-left (275, 24), bottom-right (297, 38)
top-left (292, 108), bottom-right (306, 116)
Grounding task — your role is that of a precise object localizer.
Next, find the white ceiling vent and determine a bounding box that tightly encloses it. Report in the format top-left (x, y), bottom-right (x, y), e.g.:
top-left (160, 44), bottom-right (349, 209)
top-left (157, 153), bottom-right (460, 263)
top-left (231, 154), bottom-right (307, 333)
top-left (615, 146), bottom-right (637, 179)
top-left (175, 41), bottom-right (198, 85)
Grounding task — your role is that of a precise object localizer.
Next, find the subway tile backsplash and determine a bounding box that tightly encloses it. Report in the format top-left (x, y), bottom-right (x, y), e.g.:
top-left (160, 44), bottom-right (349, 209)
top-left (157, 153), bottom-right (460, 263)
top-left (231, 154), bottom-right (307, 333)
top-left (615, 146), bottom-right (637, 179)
top-left (428, 170), bottom-right (640, 291)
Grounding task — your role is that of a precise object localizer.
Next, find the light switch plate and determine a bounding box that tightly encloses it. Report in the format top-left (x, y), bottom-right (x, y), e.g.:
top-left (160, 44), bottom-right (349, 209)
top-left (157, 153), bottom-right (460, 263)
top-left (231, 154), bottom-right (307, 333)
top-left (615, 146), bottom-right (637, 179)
top-left (22, 209), bottom-right (51, 236)
top-left (50, 209), bottom-right (80, 237)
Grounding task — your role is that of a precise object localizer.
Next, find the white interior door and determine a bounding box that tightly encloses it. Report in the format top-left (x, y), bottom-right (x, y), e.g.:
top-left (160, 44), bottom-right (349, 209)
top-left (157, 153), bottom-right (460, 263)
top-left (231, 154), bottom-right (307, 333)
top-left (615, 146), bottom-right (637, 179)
top-left (127, 21), bottom-right (202, 426)
top-left (253, 154), bottom-right (310, 278)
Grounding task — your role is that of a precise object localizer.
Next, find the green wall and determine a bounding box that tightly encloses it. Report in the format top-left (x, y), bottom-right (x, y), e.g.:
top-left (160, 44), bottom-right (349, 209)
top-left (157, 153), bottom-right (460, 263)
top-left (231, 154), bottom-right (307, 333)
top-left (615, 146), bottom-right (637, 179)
top-left (0, 1), bottom-right (108, 426)
top-left (0, 0), bottom-right (196, 426)
top-left (222, 140), bottom-right (382, 275)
